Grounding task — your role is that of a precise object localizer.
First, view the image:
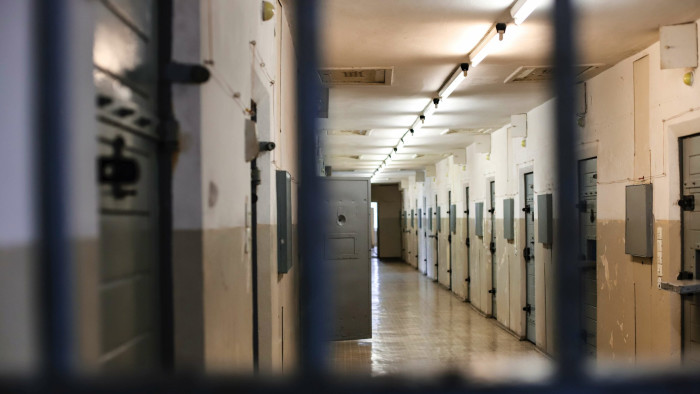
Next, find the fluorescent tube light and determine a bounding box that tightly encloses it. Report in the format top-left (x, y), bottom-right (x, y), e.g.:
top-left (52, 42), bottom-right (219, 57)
top-left (510, 0), bottom-right (544, 25)
top-left (411, 118), bottom-right (423, 131)
top-left (423, 102), bottom-right (436, 117)
top-left (469, 23), bottom-right (510, 67)
top-left (438, 63), bottom-right (469, 99)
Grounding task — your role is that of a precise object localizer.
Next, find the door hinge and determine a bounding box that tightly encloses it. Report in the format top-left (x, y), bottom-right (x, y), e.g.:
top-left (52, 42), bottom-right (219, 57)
top-left (488, 288), bottom-right (496, 294)
top-left (523, 304), bottom-right (532, 313)
top-left (679, 195), bottom-right (695, 211)
top-left (523, 246), bottom-right (531, 261)
top-left (465, 277), bottom-right (471, 283)
top-left (488, 207), bottom-right (495, 214)
top-left (490, 241), bottom-right (496, 254)
top-left (465, 237), bottom-right (470, 247)
top-left (448, 234), bottom-right (452, 243)
top-left (522, 205), bottom-right (531, 214)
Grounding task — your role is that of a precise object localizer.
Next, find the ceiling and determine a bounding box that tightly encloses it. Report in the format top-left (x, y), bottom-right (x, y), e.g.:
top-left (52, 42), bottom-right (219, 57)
top-left (319, 0), bottom-right (700, 182)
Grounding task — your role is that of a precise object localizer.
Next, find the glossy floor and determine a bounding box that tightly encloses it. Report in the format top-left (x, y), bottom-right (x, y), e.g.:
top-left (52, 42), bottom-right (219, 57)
top-left (330, 258), bottom-right (552, 381)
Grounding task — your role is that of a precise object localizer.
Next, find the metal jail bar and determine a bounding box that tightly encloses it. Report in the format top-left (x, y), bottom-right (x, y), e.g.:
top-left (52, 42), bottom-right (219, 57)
top-left (11, 0), bottom-right (700, 392)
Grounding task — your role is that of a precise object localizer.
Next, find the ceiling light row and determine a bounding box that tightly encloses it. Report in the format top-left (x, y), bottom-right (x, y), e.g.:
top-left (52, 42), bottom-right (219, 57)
top-left (372, 0), bottom-right (542, 181)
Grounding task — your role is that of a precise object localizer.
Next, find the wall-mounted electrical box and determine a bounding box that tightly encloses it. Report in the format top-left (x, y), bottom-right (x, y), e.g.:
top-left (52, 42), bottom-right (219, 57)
top-left (504, 198), bottom-right (515, 240)
top-left (418, 208), bottom-right (422, 229)
top-left (428, 207), bottom-right (433, 231)
top-left (276, 170), bottom-right (293, 274)
top-left (437, 206), bottom-right (442, 232)
top-left (450, 204), bottom-right (457, 233)
top-left (411, 209), bottom-right (415, 228)
top-left (475, 202), bottom-right (484, 237)
top-left (660, 23), bottom-right (698, 69)
top-left (537, 194), bottom-right (553, 244)
top-left (625, 184), bottom-right (653, 257)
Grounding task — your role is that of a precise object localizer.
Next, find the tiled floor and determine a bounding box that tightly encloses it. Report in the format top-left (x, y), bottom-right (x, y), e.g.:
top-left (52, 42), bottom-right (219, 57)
top-left (330, 258), bottom-right (552, 381)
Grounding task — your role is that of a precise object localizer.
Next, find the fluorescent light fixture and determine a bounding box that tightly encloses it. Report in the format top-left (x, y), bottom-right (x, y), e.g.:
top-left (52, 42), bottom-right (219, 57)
top-left (423, 102), bottom-right (436, 117)
top-left (439, 129), bottom-right (452, 135)
top-left (510, 0), bottom-right (544, 25)
top-left (438, 63), bottom-right (469, 99)
top-left (411, 117), bottom-right (423, 131)
top-left (469, 23), bottom-right (510, 67)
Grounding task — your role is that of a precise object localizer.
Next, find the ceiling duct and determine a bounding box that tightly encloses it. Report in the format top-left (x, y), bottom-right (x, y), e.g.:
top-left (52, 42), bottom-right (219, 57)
top-left (318, 67), bottom-right (394, 86)
top-left (504, 64), bottom-right (605, 83)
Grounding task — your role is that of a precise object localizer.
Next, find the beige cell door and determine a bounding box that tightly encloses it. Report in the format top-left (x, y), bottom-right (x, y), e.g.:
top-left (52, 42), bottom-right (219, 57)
top-left (325, 178), bottom-right (372, 340)
top-left (524, 173), bottom-right (536, 344)
top-left (579, 158), bottom-right (598, 357)
top-left (94, 0), bottom-right (163, 370)
top-left (681, 135), bottom-right (700, 363)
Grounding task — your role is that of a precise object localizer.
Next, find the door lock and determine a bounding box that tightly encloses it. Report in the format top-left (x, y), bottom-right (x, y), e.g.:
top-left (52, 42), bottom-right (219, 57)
top-left (98, 136), bottom-right (140, 199)
top-left (679, 195), bottom-right (695, 211)
top-left (523, 304), bottom-right (532, 313)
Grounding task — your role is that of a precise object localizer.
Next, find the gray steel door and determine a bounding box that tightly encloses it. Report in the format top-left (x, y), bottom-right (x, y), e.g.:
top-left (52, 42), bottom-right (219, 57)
top-left (434, 195), bottom-right (440, 281)
top-left (448, 191), bottom-right (453, 290)
top-left (422, 197), bottom-right (428, 274)
top-left (524, 173), bottom-right (536, 343)
top-left (579, 158), bottom-right (598, 357)
top-left (325, 178), bottom-right (371, 340)
top-left (94, 0), bottom-right (162, 370)
top-left (490, 181), bottom-right (497, 318)
top-left (681, 136), bottom-right (700, 363)
top-left (465, 187), bottom-right (471, 301)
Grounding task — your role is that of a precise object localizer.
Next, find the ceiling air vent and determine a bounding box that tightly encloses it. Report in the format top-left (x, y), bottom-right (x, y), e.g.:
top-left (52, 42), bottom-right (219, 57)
top-left (326, 130), bottom-right (373, 136)
top-left (318, 67), bottom-right (394, 86)
top-left (504, 64), bottom-right (605, 83)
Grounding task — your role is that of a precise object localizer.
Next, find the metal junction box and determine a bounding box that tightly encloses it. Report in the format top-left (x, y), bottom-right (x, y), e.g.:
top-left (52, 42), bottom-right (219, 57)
top-left (428, 207), bottom-right (433, 231)
top-left (537, 194), bottom-right (553, 244)
top-left (625, 184), bottom-right (653, 257)
top-left (276, 170), bottom-right (293, 274)
top-left (503, 198), bottom-right (514, 240)
top-left (450, 204), bottom-right (457, 233)
top-left (475, 202), bottom-right (484, 237)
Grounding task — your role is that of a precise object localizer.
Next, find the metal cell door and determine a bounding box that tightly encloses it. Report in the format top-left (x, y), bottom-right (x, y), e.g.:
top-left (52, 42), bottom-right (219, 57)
top-left (489, 181), bottom-right (497, 318)
top-left (94, 0), bottom-right (163, 370)
top-left (325, 178), bottom-right (371, 340)
top-left (681, 136), bottom-right (700, 363)
top-left (422, 197), bottom-right (427, 274)
top-left (465, 187), bottom-right (471, 301)
top-left (434, 195), bottom-right (440, 281)
top-left (579, 158), bottom-right (597, 357)
top-left (448, 191), bottom-right (453, 290)
top-left (524, 173), bottom-right (536, 343)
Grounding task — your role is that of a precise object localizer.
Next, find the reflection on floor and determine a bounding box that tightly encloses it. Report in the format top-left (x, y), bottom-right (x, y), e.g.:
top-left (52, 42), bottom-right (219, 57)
top-left (331, 258), bottom-right (552, 381)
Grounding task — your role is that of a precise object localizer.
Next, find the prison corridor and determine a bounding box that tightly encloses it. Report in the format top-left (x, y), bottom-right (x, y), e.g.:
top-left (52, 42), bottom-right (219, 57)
top-left (331, 258), bottom-right (550, 380)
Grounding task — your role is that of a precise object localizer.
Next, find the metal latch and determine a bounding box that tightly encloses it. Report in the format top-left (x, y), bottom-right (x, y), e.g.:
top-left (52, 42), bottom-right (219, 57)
top-left (679, 195), bottom-right (695, 211)
top-left (488, 288), bottom-right (496, 294)
top-left (98, 136), bottom-right (140, 199)
top-left (488, 207), bottom-right (495, 214)
top-left (490, 241), bottom-right (496, 254)
top-left (465, 277), bottom-right (471, 283)
top-left (522, 205), bottom-right (531, 214)
top-left (523, 304), bottom-right (532, 313)
top-left (466, 237), bottom-right (470, 247)
top-left (448, 234), bottom-right (451, 243)
top-left (523, 246), bottom-right (531, 261)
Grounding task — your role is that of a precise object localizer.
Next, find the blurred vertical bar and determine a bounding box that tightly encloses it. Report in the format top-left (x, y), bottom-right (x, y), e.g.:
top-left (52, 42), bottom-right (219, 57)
top-left (35, 0), bottom-right (74, 376)
top-left (553, 0), bottom-right (582, 380)
top-left (295, 0), bottom-right (329, 375)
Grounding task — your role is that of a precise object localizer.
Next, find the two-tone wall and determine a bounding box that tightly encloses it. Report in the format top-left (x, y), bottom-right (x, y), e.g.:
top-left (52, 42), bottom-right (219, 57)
top-left (395, 19), bottom-right (700, 362)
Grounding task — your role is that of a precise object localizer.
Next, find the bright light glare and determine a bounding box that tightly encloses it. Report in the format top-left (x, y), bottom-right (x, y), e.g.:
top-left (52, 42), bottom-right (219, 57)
top-left (439, 71), bottom-right (466, 99)
top-left (511, 0), bottom-right (544, 25)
